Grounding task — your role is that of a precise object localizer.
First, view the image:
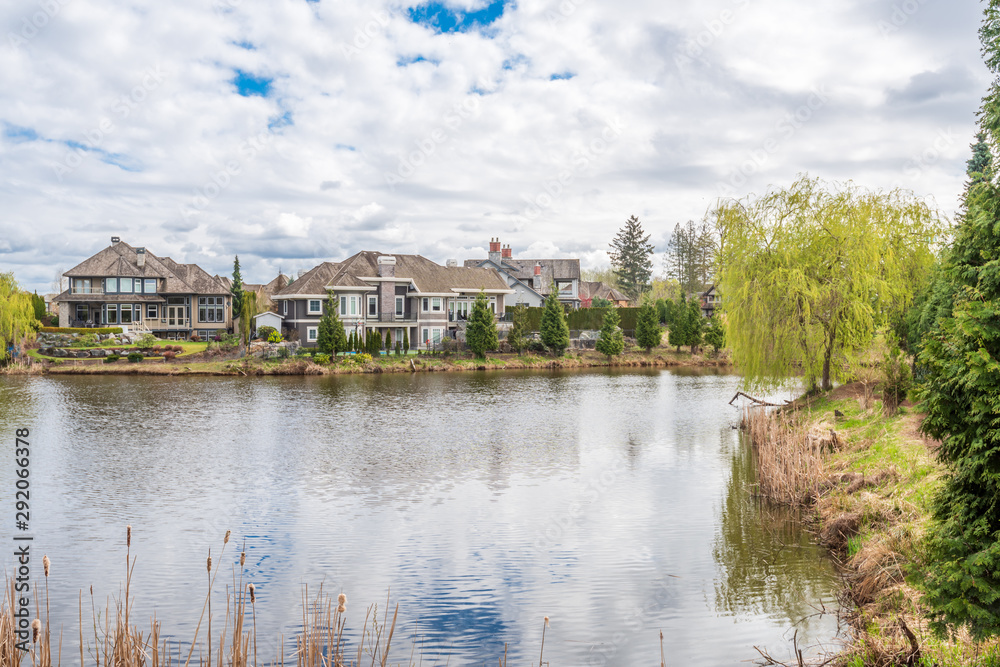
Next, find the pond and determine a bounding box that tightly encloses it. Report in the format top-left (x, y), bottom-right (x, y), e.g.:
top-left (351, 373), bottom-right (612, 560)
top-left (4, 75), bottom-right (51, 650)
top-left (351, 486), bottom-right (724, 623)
top-left (0, 368), bottom-right (839, 665)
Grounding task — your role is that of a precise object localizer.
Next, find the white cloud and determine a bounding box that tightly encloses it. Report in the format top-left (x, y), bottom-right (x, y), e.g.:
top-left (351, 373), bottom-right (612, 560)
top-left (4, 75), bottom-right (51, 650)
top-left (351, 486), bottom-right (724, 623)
top-left (0, 0), bottom-right (989, 290)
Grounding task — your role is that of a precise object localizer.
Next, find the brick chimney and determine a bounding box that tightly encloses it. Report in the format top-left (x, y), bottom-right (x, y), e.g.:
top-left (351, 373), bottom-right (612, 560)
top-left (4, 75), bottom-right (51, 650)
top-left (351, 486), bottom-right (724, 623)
top-left (136, 247), bottom-right (146, 267)
top-left (501, 244), bottom-right (512, 259)
top-left (533, 263), bottom-right (542, 291)
top-left (377, 256), bottom-right (396, 322)
top-left (111, 236), bottom-right (120, 245)
top-left (488, 238), bottom-right (501, 264)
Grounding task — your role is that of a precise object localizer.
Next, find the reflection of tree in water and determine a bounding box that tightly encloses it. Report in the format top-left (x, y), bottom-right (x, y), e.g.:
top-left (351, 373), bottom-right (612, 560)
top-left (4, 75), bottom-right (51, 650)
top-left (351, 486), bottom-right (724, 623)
top-left (712, 431), bottom-right (838, 635)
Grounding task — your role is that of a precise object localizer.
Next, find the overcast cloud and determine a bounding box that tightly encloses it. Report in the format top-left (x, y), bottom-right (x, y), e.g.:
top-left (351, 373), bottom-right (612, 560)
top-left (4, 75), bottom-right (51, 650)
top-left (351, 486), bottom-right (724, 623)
top-left (0, 0), bottom-right (990, 291)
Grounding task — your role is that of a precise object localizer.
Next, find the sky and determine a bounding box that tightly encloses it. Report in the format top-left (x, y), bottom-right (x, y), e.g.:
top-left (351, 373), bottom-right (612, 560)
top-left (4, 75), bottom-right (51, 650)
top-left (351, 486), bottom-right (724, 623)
top-left (0, 0), bottom-right (991, 293)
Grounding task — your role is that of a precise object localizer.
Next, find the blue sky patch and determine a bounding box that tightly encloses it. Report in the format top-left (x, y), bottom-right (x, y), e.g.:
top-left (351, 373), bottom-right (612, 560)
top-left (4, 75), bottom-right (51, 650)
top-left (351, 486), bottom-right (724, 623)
top-left (335, 143), bottom-right (356, 151)
top-left (65, 141), bottom-right (141, 172)
top-left (233, 70), bottom-right (273, 97)
top-left (397, 55), bottom-right (439, 66)
top-left (407, 0), bottom-right (508, 34)
top-left (550, 72), bottom-right (575, 80)
top-left (234, 40), bottom-right (256, 50)
top-left (268, 111), bottom-right (294, 131)
top-left (3, 122), bottom-right (39, 143)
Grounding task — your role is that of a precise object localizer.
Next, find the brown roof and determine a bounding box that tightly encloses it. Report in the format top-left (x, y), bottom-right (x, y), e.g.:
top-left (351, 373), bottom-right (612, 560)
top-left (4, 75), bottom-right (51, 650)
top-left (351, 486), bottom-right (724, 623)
top-left (62, 241), bottom-right (229, 295)
top-left (580, 281), bottom-right (630, 303)
top-left (463, 257), bottom-right (581, 297)
top-left (274, 253), bottom-right (508, 297)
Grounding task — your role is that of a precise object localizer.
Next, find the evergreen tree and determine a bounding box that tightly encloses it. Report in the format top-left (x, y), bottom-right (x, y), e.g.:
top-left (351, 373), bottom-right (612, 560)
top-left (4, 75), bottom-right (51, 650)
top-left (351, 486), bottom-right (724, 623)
top-left (609, 215), bottom-right (655, 300)
top-left (317, 304), bottom-right (335, 356)
top-left (635, 299), bottom-right (662, 351)
top-left (403, 329), bottom-right (410, 353)
top-left (704, 316), bottom-right (725, 354)
top-left (668, 293), bottom-right (690, 351)
top-left (595, 306), bottom-right (625, 358)
top-left (540, 291), bottom-right (570, 356)
top-left (31, 292), bottom-right (46, 320)
top-left (655, 298), bottom-right (668, 324)
top-left (666, 219), bottom-right (717, 295)
top-left (231, 256), bottom-right (245, 316)
top-left (384, 330), bottom-right (392, 354)
top-left (348, 331), bottom-right (356, 352)
top-left (375, 330), bottom-right (383, 354)
top-left (466, 291), bottom-right (499, 358)
top-left (917, 2), bottom-right (1000, 638)
top-left (686, 297), bottom-right (704, 353)
top-left (506, 302), bottom-right (528, 354)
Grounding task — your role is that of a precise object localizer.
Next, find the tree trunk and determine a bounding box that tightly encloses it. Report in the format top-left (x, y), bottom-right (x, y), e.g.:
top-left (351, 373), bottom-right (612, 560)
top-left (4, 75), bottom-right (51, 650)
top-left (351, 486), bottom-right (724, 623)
top-left (821, 340), bottom-right (834, 391)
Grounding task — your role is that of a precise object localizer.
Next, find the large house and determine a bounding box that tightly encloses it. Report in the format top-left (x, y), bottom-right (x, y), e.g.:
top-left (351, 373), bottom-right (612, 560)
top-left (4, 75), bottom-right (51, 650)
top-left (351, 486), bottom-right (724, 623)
top-left (579, 281), bottom-right (630, 308)
top-left (700, 285), bottom-right (721, 318)
top-left (464, 239), bottom-right (582, 309)
top-left (53, 237), bottom-right (233, 340)
top-left (272, 251), bottom-right (512, 349)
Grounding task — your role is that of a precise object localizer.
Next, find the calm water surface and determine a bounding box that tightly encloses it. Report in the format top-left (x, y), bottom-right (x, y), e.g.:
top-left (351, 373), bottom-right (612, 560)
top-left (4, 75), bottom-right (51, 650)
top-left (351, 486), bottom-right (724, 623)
top-left (0, 368), bottom-right (839, 665)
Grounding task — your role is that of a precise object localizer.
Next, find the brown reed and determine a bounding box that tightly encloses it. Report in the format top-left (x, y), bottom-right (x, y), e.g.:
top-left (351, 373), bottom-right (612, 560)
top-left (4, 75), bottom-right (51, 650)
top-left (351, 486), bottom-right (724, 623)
top-left (744, 407), bottom-right (825, 506)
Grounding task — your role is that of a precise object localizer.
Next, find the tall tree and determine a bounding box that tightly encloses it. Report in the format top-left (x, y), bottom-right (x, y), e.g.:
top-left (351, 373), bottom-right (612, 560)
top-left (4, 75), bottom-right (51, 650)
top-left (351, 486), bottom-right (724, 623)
top-left (595, 306), bottom-right (624, 358)
top-left (540, 291), bottom-right (570, 356)
top-left (231, 256), bottom-right (245, 317)
top-left (507, 302), bottom-right (529, 354)
top-left (704, 316), bottom-right (725, 354)
top-left (668, 293), bottom-right (690, 352)
top-left (0, 273), bottom-right (37, 362)
top-left (317, 291), bottom-right (347, 356)
top-left (714, 175), bottom-right (942, 391)
top-left (609, 215), bottom-right (655, 300)
top-left (917, 2), bottom-right (1000, 637)
top-left (634, 299), bottom-right (662, 352)
top-left (466, 291), bottom-right (499, 358)
top-left (666, 219), bottom-right (717, 295)
top-left (239, 291), bottom-right (258, 348)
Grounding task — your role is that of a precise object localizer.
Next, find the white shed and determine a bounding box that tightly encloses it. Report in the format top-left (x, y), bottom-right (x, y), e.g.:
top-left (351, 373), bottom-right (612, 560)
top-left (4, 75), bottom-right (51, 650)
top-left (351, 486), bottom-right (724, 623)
top-left (253, 311), bottom-right (284, 332)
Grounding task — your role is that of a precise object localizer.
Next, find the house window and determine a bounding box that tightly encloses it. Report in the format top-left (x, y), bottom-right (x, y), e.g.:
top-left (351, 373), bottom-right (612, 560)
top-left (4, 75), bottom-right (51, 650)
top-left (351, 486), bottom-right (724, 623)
top-left (72, 279), bottom-right (92, 294)
top-left (121, 304), bottom-right (133, 324)
top-left (421, 297), bottom-right (429, 312)
top-left (282, 301), bottom-right (288, 315)
top-left (395, 328), bottom-right (404, 344)
top-left (146, 304), bottom-right (158, 319)
top-left (104, 278), bottom-right (117, 293)
top-left (556, 280), bottom-right (573, 294)
top-left (120, 279), bottom-right (133, 293)
top-left (432, 297), bottom-right (441, 312)
top-left (198, 296), bottom-right (225, 323)
top-left (368, 296), bottom-right (377, 317)
top-left (308, 299), bottom-right (321, 314)
top-left (395, 296), bottom-right (404, 317)
top-left (144, 279), bottom-right (156, 293)
top-left (105, 305), bottom-right (118, 324)
top-left (340, 296), bottom-right (359, 317)
top-left (75, 304), bottom-right (89, 321)
top-left (307, 326), bottom-right (318, 342)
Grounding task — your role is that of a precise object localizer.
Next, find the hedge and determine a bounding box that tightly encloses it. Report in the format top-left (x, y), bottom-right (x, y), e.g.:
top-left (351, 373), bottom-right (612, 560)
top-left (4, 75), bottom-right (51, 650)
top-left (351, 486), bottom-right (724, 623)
top-left (515, 307), bottom-right (640, 332)
top-left (40, 327), bottom-right (124, 335)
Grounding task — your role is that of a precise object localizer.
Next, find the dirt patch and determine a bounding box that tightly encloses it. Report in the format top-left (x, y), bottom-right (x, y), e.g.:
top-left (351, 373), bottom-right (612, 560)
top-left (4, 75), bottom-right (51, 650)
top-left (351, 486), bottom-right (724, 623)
top-left (896, 410), bottom-right (941, 454)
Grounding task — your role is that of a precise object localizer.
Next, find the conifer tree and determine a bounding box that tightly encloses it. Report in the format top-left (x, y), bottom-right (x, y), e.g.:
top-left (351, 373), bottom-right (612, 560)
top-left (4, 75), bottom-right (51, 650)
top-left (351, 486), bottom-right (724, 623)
top-left (609, 215), bottom-right (655, 300)
top-left (668, 293), bottom-right (690, 352)
top-left (635, 299), bottom-right (661, 351)
top-left (403, 329), bottom-right (410, 353)
top-left (231, 256), bottom-right (244, 316)
top-left (466, 291), bottom-right (499, 358)
top-left (685, 296), bottom-right (704, 353)
top-left (704, 316), bottom-right (725, 354)
top-left (384, 330), bottom-right (392, 354)
top-left (540, 291), bottom-right (570, 355)
top-left (507, 302), bottom-right (529, 354)
top-left (595, 306), bottom-right (624, 358)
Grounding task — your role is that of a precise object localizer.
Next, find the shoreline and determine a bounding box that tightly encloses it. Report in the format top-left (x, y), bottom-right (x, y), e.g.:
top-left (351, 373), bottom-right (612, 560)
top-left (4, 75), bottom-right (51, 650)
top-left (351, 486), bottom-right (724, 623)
top-left (8, 349), bottom-right (733, 376)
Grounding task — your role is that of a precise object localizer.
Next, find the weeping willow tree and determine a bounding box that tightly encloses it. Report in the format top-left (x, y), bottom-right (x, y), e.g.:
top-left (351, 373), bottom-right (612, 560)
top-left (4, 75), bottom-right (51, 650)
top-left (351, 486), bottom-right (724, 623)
top-left (715, 176), bottom-right (943, 391)
top-left (0, 272), bottom-right (38, 363)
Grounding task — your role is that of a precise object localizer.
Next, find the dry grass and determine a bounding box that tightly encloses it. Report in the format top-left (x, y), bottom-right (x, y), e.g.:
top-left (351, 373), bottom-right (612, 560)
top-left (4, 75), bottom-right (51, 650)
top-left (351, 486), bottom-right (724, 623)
top-left (745, 408), bottom-right (828, 506)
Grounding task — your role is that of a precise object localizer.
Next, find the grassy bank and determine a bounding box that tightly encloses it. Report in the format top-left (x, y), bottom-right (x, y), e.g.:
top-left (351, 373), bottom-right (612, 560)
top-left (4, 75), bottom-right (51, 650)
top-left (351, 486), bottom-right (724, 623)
top-left (11, 347), bottom-right (730, 376)
top-left (747, 384), bottom-right (1000, 666)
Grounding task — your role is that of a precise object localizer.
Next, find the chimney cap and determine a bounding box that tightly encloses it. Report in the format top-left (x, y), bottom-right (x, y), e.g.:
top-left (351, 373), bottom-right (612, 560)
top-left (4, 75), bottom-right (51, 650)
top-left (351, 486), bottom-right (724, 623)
top-left (377, 255), bottom-right (396, 265)
top-left (111, 236), bottom-right (120, 244)
top-left (446, 259), bottom-right (458, 268)
top-left (136, 247), bottom-right (146, 253)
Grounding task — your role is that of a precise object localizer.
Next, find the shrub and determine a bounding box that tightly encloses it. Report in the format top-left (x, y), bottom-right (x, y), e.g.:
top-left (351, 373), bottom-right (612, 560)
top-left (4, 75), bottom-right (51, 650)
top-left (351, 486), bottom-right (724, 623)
top-left (313, 353), bottom-right (331, 364)
top-left (40, 326), bottom-right (123, 335)
top-left (127, 353), bottom-right (144, 363)
top-left (219, 333), bottom-right (239, 349)
top-left (80, 333), bottom-right (99, 347)
top-left (152, 345), bottom-right (162, 353)
top-left (104, 354), bottom-right (120, 363)
top-left (879, 335), bottom-right (912, 415)
top-left (355, 353), bottom-right (372, 364)
top-left (267, 330), bottom-right (283, 343)
top-left (162, 351), bottom-right (176, 361)
top-left (136, 333), bottom-right (158, 349)
top-left (527, 340), bottom-right (546, 353)
top-left (190, 333), bottom-right (201, 342)
top-left (257, 326), bottom-right (277, 340)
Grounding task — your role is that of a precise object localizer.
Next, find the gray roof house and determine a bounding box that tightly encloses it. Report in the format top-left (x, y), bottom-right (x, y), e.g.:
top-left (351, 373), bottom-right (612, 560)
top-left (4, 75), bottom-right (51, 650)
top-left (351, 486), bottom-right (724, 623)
top-left (272, 251), bottom-right (512, 349)
top-left (52, 237), bottom-right (233, 339)
top-left (464, 239), bottom-right (582, 309)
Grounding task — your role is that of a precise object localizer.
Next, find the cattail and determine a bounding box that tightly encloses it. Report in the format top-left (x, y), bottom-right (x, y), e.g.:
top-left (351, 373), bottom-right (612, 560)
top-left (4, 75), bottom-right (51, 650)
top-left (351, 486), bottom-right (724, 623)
top-left (224, 530), bottom-right (231, 545)
top-left (248, 583), bottom-right (255, 604)
top-left (544, 616), bottom-right (549, 626)
top-left (240, 551), bottom-right (246, 567)
top-left (42, 555), bottom-right (50, 577)
top-left (337, 593), bottom-right (346, 614)
top-left (31, 619), bottom-right (40, 642)
top-left (126, 525), bottom-right (131, 548)
top-left (207, 553), bottom-right (212, 573)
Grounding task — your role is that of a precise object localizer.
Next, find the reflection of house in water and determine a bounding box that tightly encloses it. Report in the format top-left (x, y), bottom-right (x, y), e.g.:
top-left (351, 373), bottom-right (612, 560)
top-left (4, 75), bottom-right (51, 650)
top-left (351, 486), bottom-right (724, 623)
top-left (465, 238), bottom-right (582, 309)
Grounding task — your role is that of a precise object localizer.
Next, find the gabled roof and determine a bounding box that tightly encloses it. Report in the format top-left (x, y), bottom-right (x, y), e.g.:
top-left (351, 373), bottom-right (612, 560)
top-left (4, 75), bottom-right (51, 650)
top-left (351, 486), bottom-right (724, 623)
top-left (274, 252), bottom-right (510, 297)
top-left (63, 241), bottom-right (228, 295)
top-left (580, 281), bottom-right (630, 303)
top-left (463, 257), bottom-right (581, 297)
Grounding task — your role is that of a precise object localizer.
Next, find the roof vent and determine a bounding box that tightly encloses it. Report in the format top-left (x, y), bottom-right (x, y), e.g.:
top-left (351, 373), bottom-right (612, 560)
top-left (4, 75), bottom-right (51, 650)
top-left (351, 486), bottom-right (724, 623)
top-left (446, 259), bottom-right (458, 268)
top-left (111, 236), bottom-right (120, 245)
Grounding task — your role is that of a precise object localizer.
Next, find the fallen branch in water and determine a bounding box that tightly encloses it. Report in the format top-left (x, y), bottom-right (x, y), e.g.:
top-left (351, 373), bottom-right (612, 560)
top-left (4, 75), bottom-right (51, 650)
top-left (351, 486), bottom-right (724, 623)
top-left (729, 391), bottom-right (788, 407)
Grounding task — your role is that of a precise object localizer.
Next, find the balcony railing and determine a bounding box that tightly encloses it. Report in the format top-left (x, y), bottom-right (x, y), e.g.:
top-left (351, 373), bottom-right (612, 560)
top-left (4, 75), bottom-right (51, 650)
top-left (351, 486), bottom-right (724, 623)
top-left (69, 287), bottom-right (105, 295)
